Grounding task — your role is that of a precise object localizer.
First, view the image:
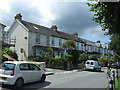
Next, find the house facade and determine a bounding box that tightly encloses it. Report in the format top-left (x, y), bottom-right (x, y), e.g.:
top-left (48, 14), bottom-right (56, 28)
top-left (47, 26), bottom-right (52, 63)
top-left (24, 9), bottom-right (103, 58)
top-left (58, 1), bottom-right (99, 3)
top-left (7, 14), bottom-right (113, 61)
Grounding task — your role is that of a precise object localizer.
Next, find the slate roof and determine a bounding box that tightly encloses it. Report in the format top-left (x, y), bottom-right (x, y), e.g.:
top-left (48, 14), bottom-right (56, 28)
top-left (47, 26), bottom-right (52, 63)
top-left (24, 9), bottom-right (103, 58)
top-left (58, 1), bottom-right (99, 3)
top-left (21, 20), bottom-right (84, 43)
top-left (20, 20), bottom-right (97, 46)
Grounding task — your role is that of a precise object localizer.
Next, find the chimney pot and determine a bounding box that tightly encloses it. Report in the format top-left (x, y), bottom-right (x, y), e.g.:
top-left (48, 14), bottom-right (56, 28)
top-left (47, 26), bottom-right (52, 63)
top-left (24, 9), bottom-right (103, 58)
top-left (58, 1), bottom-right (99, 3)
top-left (14, 13), bottom-right (22, 20)
top-left (51, 25), bottom-right (57, 31)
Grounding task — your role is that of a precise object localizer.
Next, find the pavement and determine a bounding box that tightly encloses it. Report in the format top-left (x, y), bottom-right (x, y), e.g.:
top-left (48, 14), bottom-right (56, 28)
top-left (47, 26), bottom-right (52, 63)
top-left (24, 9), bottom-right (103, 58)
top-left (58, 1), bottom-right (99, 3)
top-left (45, 68), bottom-right (84, 76)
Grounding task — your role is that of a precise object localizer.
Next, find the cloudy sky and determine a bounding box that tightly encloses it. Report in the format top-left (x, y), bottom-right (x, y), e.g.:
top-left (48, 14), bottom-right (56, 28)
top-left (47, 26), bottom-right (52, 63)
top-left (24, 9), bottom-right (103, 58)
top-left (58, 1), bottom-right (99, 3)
top-left (0, 0), bottom-right (110, 44)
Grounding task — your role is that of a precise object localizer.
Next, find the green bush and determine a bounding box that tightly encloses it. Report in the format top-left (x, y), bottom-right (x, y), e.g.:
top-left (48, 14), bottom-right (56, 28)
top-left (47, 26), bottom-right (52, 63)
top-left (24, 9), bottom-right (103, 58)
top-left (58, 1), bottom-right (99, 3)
top-left (65, 54), bottom-right (73, 61)
top-left (71, 50), bottom-right (80, 66)
top-left (89, 55), bottom-right (98, 60)
top-left (0, 48), bottom-right (18, 63)
top-left (79, 54), bottom-right (88, 63)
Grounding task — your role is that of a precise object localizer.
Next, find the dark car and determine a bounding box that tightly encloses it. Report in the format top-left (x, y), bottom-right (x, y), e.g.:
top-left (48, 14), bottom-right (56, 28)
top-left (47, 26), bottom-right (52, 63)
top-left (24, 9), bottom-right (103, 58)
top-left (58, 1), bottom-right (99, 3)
top-left (111, 61), bottom-right (120, 69)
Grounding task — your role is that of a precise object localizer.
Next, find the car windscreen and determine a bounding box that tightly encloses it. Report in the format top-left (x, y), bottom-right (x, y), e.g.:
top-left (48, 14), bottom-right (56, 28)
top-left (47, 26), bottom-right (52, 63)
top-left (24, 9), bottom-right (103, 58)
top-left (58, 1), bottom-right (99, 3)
top-left (86, 62), bottom-right (89, 64)
top-left (91, 62), bottom-right (94, 65)
top-left (0, 63), bottom-right (16, 70)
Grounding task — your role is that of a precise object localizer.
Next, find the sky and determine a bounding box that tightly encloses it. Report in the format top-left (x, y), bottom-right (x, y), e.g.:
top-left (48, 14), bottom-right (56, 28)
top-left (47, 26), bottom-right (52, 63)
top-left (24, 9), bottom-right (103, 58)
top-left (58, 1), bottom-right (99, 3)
top-left (0, 0), bottom-right (110, 44)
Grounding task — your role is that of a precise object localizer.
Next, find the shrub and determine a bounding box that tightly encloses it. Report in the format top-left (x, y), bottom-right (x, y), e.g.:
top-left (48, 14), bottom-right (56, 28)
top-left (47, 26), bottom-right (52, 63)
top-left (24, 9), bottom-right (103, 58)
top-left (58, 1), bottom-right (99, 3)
top-left (79, 54), bottom-right (88, 63)
top-left (89, 55), bottom-right (98, 60)
top-left (65, 54), bottom-right (73, 61)
top-left (1, 48), bottom-right (18, 62)
top-left (71, 50), bottom-right (80, 66)
top-left (52, 56), bottom-right (63, 69)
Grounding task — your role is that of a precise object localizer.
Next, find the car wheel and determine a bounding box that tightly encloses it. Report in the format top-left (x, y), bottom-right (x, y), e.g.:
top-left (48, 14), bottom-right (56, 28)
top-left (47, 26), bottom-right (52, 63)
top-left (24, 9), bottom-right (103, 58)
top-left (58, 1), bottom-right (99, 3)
top-left (14, 78), bottom-right (23, 88)
top-left (93, 68), bottom-right (96, 71)
top-left (99, 68), bottom-right (101, 72)
top-left (40, 74), bottom-right (46, 83)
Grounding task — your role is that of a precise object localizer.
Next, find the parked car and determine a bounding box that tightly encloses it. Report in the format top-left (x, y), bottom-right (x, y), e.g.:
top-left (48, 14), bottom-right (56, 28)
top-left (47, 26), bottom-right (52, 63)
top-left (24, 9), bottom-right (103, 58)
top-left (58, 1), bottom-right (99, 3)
top-left (111, 61), bottom-right (120, 69)
top-left (84, 60), bottom-right (101, 71)
top-left (0, 61), bottom-right (46, 88)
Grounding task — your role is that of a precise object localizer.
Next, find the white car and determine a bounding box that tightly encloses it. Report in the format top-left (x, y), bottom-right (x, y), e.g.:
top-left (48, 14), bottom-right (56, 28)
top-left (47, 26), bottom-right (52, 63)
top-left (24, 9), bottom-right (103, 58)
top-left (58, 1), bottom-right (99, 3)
top-left (0, 61), bottom-right (46, 88)
top-left (84, 60), bottom-right (101, 71)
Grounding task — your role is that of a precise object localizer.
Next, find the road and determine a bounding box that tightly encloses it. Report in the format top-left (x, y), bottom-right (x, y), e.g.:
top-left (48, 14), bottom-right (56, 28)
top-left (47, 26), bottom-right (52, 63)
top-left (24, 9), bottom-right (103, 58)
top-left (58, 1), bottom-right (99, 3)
top-left (1, 69), bottom-right (109, 89)
top-left (22, 70), bottom-right (108, 89)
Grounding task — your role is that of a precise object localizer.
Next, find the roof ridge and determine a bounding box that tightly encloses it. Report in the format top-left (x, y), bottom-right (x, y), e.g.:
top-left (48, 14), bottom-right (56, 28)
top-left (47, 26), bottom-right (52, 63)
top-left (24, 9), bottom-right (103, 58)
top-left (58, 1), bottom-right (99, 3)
top-left (22, 20), bottom-right (51, 30)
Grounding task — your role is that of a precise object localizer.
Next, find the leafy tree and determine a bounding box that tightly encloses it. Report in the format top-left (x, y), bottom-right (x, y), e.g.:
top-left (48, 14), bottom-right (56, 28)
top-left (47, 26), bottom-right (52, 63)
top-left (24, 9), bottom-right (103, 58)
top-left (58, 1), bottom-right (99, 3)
top-left (105, 52), bottom-right (113, 60)
top-left (87, 2), bottom-right (120, 55)
top-left (98, 56), bottom-right (108, 66)
top-left (89, 55), bottom-right (98, 60)
top-left (62, 40), bottom-right (76, 54)
top-left (87, 2), bottom-right (120, 35)
top-left (109, 34), bottom-right (120, 55)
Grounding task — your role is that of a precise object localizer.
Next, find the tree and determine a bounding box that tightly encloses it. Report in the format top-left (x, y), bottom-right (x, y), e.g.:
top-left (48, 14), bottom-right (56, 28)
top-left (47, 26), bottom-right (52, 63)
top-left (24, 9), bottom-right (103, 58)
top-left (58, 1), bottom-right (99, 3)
top-left (89, 55), bottom-right (98, 60)
top-left (87, 2), bottom-right (120, 35)
top-left (62, 40), bottom-right (76, 54)
top-left (109, 34), bottom-right (120, 55)
top-left (98, 56), bottom-right (108, 66)
top-left (87, 2), bottom-right (120, 55)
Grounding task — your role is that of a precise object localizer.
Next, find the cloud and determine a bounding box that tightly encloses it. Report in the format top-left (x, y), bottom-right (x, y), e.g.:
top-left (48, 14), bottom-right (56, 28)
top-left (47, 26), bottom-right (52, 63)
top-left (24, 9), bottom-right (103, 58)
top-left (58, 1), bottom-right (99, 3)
top-left (0, 0), bottom-right (109, 43)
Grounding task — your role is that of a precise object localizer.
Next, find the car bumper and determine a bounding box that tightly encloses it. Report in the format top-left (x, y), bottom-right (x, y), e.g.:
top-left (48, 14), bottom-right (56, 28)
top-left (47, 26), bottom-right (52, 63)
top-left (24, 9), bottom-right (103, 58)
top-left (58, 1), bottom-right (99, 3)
top-left (0, 75), bottom-right (16, 85)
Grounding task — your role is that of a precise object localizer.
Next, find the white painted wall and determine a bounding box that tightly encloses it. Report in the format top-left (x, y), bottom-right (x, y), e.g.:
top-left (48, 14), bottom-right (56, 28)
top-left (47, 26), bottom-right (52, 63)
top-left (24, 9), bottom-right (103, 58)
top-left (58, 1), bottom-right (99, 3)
top-left (8, 21), bottom-right (28, 61)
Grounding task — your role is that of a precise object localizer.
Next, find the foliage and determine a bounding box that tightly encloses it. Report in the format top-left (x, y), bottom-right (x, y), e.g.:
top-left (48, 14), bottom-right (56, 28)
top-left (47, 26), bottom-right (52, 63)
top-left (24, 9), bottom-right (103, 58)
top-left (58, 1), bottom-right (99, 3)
top-left (62, 40), bottom-right (76, 54)
top-left (79, 54), bottom-right (88, 63)
top-left (98, 56), bottom-right (108, 66)
top-left (52, 56), bottom-right (63, 68)
top-left (65, 54), bottom-right (73, 61)
top-left (0, 48), bottom-right (18, 63)
top-left (71, 50), bottom-right (80, 66)
top-left (87, 2), bottom-right (120, 55)
top-left (109, 34), bottom-right (120, 55)
top-left (89, 55), bottom-right (98, 60)
top-left (98, 56), bottom-right (107, 63)
top-left (87, 2), bottom-right (120, 35)
top-left (114, 54), bottom-right (120, 62)
top-left (105, 52), bottom-right (113, 60)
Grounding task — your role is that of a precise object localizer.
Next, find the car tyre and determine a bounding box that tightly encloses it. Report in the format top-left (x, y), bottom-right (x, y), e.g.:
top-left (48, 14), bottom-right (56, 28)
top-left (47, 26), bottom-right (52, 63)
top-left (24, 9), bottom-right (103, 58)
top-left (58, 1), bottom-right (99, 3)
top-left (14, 78), bottom-right (23, 88)
top-left (40, 74), bottom-right (46, 83)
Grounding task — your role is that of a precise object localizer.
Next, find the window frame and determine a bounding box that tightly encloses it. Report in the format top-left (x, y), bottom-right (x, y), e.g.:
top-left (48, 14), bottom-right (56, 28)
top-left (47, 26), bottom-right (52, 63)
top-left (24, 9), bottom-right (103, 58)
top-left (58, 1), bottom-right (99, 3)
top-left (36, 34), bottom-right (40, 44)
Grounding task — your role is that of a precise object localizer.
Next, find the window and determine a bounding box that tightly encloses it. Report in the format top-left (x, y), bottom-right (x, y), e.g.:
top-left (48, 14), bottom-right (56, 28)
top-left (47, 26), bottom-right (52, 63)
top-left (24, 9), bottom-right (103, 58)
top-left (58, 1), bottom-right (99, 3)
top-left (77, 42), bottom-right (79, 49)
top-left (46, 36), bottom-right (50, 45)
top-left (19, 64), bottom-right (29, 70)
top-left (36, 34), bottom-right (40, 44)
top-left (59, 39), bottom-right (62, 47)
top-left (86, 62), bottom-right (89, 64)
top-left (1, 63), bottom-right (15, 70)
top-left (51, 37), bottom-right (54, 46)
top-left (28, 64), bottom-right (40, 70)
top-left (91, 62), bottom-right (94, 65)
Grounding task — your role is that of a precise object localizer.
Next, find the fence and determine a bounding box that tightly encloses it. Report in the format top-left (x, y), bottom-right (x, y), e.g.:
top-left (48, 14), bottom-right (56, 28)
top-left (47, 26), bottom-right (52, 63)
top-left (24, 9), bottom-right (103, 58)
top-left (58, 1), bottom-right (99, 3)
top-left (108, 68), bottom-right (120, 90)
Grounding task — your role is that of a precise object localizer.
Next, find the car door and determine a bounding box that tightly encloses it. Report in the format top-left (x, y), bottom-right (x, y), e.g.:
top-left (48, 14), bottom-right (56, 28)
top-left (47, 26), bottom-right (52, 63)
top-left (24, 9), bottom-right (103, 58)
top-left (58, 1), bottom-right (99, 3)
top-left (19, 63), bottom-right (31, 83)
top-left (28, 64), bottom-right (42, 82)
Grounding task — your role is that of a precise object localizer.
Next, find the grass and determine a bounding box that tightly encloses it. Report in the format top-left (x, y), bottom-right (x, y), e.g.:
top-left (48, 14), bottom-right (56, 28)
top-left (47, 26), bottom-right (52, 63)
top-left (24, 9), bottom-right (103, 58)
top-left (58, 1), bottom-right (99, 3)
top-left (114, 76), bottom-right (120, 90)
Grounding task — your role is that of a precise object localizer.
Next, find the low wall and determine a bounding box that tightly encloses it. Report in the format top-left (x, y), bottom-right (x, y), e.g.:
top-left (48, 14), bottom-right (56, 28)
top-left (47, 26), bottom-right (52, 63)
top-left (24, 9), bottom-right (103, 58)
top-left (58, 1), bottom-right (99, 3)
top-left (32, 62), bottom-right (46, 71)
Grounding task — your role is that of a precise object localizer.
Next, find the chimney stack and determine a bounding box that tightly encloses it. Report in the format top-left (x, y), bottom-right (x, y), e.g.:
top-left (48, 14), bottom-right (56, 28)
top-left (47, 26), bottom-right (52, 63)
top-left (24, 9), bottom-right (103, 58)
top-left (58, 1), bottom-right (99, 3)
top-left (72, 33), bottom-right (78, 37)
top-left (51, 25), bottom-right (57, 31)
top-left (14, 13), bottom-right (22, 20)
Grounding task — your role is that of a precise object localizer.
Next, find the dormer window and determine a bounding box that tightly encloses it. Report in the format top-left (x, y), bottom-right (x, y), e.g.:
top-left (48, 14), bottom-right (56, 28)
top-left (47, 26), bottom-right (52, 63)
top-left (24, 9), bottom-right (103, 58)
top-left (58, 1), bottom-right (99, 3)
top-left (33, 26), bottom-right (38, 30)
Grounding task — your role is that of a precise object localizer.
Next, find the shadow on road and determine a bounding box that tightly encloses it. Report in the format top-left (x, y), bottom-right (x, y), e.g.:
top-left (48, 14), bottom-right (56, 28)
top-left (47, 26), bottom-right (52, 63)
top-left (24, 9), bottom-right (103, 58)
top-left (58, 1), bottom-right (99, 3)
top-left (84, 70), bottom-right (105, 73)
top-left (1, 81), bottom-right (51, 90)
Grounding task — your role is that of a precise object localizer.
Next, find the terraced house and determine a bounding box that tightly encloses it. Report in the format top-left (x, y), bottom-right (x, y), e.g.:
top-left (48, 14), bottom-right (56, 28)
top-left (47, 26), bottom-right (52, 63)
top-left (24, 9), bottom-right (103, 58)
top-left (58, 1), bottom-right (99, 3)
top-left (7, 14), bottom-right (113, 61)
top-left (0, 23), bottom-right (15, 49)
